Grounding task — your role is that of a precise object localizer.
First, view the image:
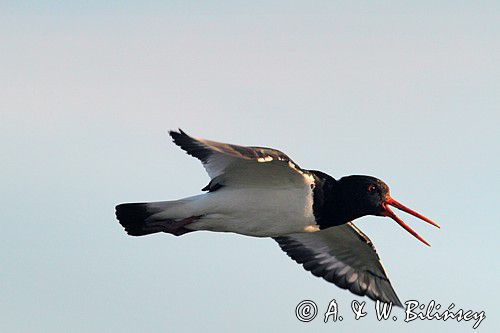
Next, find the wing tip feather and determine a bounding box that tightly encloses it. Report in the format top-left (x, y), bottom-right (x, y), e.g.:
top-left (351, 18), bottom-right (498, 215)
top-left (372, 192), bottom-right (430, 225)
top-left (168, 128), bottom-right (188, 140)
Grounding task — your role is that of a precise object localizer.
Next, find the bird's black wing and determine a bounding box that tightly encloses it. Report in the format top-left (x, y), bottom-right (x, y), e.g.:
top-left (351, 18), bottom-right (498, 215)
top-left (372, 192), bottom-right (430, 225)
top-left (274, 222), bottom-right (403, 307)
top-left (169, 129), bottom-right (310, 189)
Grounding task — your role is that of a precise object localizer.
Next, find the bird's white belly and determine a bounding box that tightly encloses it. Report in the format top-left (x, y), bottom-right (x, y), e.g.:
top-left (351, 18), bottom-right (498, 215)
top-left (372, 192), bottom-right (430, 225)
top-left (185, 186), bottom-right (317, 237)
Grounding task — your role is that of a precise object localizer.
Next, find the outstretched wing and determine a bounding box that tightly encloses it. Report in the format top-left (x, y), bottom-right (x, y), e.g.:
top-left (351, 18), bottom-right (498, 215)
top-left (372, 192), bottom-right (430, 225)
top-left (169, 129), bottom-right (311, 189)
top-left (274, 222), bottom-right (403, 307)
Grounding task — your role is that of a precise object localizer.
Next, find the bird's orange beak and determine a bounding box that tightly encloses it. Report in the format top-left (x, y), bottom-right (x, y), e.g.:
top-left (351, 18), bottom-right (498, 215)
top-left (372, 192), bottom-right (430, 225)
top-left (381, 197), bottom-right (440, 246)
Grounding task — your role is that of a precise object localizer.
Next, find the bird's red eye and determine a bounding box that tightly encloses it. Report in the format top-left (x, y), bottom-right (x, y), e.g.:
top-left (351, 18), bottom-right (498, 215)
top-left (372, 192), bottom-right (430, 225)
top-left (367, 184), bottom-right (376, 193)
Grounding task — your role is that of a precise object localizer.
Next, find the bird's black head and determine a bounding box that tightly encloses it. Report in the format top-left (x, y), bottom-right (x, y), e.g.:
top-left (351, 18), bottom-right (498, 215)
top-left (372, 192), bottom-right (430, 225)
top-left (333, 175), bottom-right (389, 219)
top-left (329, 175), bottom-right (439, 246)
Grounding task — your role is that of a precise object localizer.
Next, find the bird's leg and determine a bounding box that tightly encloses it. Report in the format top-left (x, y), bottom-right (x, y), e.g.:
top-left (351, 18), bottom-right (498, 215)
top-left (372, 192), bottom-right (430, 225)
top-left (158, 216), bottom-right (200, 236)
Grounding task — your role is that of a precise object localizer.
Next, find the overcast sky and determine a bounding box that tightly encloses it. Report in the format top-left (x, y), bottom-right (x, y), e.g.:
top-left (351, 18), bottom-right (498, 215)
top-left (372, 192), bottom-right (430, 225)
top-left (1, 1), bottom-right (498, 332)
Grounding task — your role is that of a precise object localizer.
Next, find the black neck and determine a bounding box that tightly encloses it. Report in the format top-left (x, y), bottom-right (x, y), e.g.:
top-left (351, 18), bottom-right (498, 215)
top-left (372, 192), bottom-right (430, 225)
top-left (310, 171), bottom-right (368, 228)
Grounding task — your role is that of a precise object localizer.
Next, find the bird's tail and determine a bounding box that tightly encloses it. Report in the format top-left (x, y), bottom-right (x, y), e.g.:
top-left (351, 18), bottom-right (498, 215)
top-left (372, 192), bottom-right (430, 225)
top-left (115, 201), bottom-right (195, 236)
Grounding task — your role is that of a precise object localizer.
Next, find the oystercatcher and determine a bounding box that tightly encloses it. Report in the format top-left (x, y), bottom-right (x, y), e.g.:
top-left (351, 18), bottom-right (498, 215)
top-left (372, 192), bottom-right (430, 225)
top-left (116, 130), bottom-right (439, 306)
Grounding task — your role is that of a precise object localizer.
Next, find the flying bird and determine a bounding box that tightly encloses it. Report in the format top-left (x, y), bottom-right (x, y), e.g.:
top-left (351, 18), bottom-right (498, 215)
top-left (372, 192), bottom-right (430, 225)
top-left (116, 130), bottom-right (439, 306)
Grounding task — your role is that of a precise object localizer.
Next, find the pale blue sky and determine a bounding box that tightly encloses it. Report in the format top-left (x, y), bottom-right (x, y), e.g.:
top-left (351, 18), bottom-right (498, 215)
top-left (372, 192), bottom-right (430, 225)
top-left (1, 1), bottom-right (499, 332)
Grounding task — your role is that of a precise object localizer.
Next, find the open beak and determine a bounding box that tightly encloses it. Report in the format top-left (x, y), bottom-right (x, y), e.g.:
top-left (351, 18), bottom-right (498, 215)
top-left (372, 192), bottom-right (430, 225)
top-left (382, 197), bottom-right (440, 246)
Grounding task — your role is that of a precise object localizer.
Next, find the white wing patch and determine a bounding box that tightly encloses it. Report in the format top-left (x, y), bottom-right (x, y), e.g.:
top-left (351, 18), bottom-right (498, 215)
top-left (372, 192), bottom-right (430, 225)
top-left (257, 156), bottom-right (274, 162)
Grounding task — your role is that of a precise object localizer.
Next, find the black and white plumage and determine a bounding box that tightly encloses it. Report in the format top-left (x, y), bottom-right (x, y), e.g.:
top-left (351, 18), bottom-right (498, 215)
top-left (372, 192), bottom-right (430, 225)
top-left (116, 129), bottom-right (439, 307)
top-left (274, 224), bottom-right (401, 306)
